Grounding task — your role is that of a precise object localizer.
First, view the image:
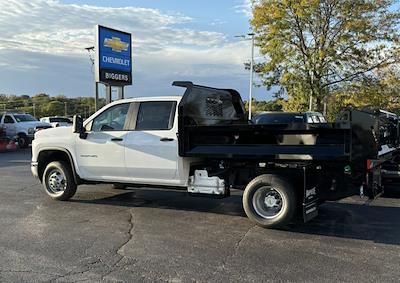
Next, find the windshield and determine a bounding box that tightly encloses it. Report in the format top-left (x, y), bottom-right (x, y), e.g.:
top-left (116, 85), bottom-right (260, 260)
top-left (253, 113), bottom-right (304, 124)
top-left (49, 117), bottom-right (72, 123)
top-left (14, 114), bottom-right (38, 122)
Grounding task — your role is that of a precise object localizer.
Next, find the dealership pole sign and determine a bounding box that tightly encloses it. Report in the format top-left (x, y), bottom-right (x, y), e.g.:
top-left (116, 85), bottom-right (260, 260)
top-left (95, 25), bottom-right (132, 86)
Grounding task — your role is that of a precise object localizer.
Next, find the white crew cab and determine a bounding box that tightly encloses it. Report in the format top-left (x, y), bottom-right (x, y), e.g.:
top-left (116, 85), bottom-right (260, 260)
top-left (0, 113), bottom-right (51, 148)
top-left (32, 96), bottom-right (192, 191)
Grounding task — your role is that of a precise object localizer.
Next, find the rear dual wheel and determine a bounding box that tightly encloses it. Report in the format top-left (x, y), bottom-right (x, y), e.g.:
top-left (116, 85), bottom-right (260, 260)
top-left (243, 174), bottom-right (296, 228)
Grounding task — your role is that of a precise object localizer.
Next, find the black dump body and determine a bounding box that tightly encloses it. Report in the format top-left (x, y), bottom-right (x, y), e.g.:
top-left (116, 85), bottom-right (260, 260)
top-left (174, 82), bottom-right (400, 168)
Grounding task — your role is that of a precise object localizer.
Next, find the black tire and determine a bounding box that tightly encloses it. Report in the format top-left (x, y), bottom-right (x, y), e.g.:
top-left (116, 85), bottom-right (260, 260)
top-left (17, 134), bottom-right (29, 148)
top-left (111, 184), bottom-right (127, 190)
top-left (43, 161), bottom-right (77, 201)
top-left (243, 174), bottom-right (296, 228)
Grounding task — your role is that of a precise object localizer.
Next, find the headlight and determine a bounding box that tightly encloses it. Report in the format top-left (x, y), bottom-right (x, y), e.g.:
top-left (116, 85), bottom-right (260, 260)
top-left (28, 128), bottom-right (35, 134)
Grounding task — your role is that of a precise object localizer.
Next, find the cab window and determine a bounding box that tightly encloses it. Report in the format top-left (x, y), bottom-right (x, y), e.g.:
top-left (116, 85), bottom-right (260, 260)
top-left (136, 101), bottom-right (176, 130)
top-left (91, 103), bottom-right (130, 131)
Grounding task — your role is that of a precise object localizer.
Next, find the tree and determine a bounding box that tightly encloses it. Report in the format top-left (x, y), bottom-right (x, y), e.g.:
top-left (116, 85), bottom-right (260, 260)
top-left (251, 0), bottom-right (400, 111)
top-left (46, 101), bottom-right (64, 116)
top-left (326, 64), bottom-right (400, 119)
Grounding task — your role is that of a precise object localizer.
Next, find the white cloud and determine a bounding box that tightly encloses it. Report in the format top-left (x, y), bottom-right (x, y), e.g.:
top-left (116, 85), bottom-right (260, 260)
top-left (0, 0), bottom-right (270, 100)
top-left (234, 0), bottom-right (254, 18)
top-left (0, 0), bottom-right (225, 56)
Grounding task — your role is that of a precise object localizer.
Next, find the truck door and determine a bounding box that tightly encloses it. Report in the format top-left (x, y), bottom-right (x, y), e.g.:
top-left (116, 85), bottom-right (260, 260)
top-left (3, 115), bottom-right (16, 137)
top-left (124, 101), bottom-right (178, 183)
top-left (75, 103), bottom-right (132, 181)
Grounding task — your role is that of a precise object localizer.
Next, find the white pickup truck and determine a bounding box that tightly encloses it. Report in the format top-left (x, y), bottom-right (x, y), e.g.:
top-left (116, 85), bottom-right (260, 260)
top-left (31, 82), bottom-right (395, 228)
top-left (0, 113), bottom-right (51, 148)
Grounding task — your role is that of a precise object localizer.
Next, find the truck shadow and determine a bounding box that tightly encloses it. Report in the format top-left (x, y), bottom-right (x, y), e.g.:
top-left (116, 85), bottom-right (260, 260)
top-left (73, 188), bottom-right (400, 246)
top-left (73, 188), bottom-right (247, 217)
top-left (286, 202), bottom-right (400, 246)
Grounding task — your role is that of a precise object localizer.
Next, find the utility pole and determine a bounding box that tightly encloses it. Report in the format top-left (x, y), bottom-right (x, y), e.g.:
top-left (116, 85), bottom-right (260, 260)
top-left (64, 102), bottom-right (67, 116)
top-left (94, 82), bottom-right (99, 111)
top-left (106, 85), bottom-right (112, 104)
top-left (235, 33), bottom-right (255, 120)
top-left (117, 87), bottom-right (124, 100)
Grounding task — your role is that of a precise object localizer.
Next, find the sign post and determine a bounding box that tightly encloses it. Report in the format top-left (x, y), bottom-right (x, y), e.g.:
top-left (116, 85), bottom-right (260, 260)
top-left (94, 25), bottom-right (132, 107)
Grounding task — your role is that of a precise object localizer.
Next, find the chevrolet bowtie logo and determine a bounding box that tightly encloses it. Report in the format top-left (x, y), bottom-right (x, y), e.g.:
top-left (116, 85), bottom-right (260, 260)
top-left (104, 37), bottom-right (129, 52)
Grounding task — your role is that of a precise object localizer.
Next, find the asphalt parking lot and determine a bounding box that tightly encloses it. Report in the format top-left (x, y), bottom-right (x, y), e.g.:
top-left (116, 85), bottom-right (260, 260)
top-left (1, 149), bottom-right (400, 282)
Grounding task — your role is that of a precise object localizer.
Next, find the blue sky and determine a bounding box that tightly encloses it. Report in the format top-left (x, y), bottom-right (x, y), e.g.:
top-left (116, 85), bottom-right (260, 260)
top-left (0, 0), bottom-right (270, 101)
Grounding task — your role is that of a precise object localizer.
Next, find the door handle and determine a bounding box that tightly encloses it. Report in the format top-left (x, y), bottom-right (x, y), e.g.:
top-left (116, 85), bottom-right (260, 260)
top-left (111, 138), bottom-right (123, 142)
top-left (160, 137), bottom-right (174, 142)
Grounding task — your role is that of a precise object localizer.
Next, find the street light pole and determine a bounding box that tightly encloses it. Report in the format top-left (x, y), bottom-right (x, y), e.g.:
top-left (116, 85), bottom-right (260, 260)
top-left (235, 33), bottom-right (255, 120)
top-left (248, 33), bottom-right (255, 120)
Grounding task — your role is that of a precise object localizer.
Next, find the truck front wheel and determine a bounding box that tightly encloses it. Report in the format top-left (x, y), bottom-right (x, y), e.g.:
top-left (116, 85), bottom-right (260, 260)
top-left (43, 161), bottom-right (77, 201)
top-left (243, 174), bottom-right (296, 228)
top-left (17, 134), bottom-right (29, 148)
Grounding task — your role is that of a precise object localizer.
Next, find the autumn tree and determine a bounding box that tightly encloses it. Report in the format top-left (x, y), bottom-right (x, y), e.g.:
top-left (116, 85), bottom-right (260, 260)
top-left (251, 0), bottom-right (400, 111)
top-left (245, 99), bottom-right (284, 112)
top-left (326, 64), bottom-right (400, 119)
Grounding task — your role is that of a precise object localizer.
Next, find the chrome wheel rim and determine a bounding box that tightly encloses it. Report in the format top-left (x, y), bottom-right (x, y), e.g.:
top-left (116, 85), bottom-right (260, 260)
top-left (47, 169), bottom-right (67, 196)
top-left (252, 186), bottom-right (284, 219)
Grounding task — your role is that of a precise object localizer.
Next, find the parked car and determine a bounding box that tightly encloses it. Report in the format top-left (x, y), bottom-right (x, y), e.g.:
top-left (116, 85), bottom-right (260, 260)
top-left (252, 111), bottom-right (327, 125)
top-left (0, 113), bottom-right (51, 148)
top-left (40, 116), bottom-right (72, 128)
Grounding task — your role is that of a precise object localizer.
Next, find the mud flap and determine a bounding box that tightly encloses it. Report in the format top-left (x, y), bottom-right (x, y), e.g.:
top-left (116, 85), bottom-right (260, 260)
top-left (366, 160), bottom-right (384, 199)
top-left (302, 166), bottom-right (319, 223)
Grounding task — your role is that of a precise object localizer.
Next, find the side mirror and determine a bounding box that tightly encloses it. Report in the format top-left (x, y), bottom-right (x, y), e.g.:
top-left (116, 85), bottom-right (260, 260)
top-left (72, 115), bottom-right (87, 139)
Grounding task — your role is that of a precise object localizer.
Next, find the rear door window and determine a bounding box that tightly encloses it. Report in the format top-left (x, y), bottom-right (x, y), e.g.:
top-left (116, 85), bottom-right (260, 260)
top-left (136, 101), bottom-right (176, 130)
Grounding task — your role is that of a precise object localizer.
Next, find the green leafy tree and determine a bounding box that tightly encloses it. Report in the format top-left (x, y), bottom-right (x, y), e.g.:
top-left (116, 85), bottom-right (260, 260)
top-left (251, 0), bottom-right (400, 111)
top-left (47, 101), bottom-right (65, 116)
top-left (0, 93), bottom-right (101, 118)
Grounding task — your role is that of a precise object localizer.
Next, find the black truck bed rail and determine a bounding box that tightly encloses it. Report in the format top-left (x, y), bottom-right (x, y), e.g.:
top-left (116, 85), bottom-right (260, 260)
top-left (181, 124), bottom-right (351, 161)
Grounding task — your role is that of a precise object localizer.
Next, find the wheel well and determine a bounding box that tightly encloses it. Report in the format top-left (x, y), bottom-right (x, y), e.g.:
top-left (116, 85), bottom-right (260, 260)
top-left (37, 150), bottom-right (75, 182)
top-left (17, 132), bottom-right (27, 137)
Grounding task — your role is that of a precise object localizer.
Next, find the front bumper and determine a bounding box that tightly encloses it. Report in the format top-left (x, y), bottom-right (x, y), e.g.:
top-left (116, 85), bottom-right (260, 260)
top-left (31, 161), bottom-right (39, 179)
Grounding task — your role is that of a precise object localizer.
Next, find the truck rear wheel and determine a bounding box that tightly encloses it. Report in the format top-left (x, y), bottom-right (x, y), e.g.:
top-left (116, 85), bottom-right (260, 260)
top-left (43, 161), bottom-right (77, 201)
top-left (243, 174), bottom-right (296, 228)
